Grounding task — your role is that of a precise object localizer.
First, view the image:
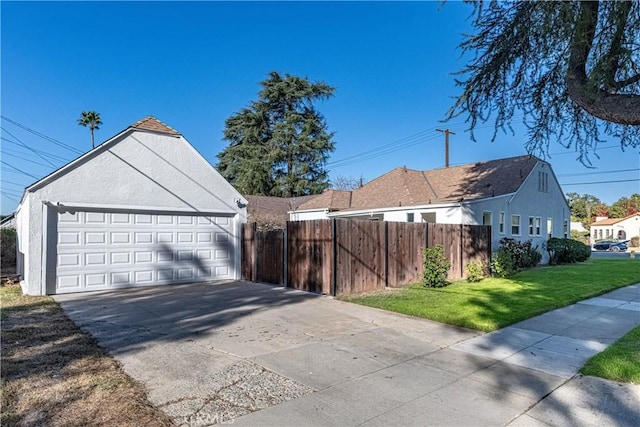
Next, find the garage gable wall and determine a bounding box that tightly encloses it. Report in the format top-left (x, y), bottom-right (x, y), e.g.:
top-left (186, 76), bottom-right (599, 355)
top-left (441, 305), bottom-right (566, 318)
top-left (34, 130), bottom-right (243, 212)
top-left (19, 126), bottom-right (246, 295)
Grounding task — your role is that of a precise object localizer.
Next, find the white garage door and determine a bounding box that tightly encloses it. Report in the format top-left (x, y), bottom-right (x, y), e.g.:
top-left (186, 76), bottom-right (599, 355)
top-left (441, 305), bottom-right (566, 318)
top-left (54, 210), bottom-right (236, 294)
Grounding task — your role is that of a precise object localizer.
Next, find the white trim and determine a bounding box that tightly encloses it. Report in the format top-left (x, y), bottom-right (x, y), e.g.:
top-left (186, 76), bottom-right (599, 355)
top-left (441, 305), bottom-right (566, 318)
top-left (498, 211), bottom-right (506, 234)
top-left (327, 201), bottom-right (462, 218)
top-left (511, 214), bottom-right (521, 236)
top-left (287, 208), bottom-right (329, 215)
top-left (52, 202), bottom-right (238, 216)
top-left (40, 202), bottom-right (48, 296)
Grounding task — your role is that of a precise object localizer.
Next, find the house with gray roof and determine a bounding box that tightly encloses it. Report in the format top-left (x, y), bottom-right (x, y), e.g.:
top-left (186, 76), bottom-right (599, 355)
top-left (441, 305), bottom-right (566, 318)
top-left (244, 194), bottom-right (317, 229)
top-left (291, 155), bottom-right (570, 260)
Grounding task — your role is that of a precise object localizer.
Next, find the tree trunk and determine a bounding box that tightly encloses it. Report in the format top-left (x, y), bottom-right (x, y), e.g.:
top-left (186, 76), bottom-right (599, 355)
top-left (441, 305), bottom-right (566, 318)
top-left (565, 1), bottom-right (640, 125)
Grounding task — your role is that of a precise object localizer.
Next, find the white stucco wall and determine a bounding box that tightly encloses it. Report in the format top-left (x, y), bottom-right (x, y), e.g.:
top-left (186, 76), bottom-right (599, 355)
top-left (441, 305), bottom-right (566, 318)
top-left (289, 209), bottom-right (330, 221)
top-left (15, 198), bottom-right (30, 284)
top-left (16, 129), bottom-right (246, 295)
top-left (465, 162), bottom-right (569, 262)
top-left (591, 215), bottom-right (640, 241)
top-left (382, 205), bottom-right (464, 223)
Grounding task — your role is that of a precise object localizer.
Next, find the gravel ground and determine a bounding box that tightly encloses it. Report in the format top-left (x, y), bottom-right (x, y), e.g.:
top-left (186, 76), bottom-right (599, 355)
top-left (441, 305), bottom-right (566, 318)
top-left (160, 360), bottom-right (314, 426)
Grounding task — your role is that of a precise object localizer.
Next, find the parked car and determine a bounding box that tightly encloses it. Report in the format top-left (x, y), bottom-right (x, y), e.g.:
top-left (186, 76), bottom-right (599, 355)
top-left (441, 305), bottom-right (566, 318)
top-left (592, 240), bottom-right (629, 252)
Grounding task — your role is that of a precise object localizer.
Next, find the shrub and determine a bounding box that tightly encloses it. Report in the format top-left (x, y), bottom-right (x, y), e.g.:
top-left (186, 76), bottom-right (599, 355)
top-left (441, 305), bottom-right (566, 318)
top-left (465, 261), bottom-right (485, 282)
top-left (631, 236), bottom-right (639, 248)
top-left (498, 238), bottom-right (542, 270)
top-left (422, 245), bottom-right (450, 288)
top-left (570, 230), bottom-right (588, 243)
top-left (546, 237), bottom-right (591, 265)
top-left (490, 249), bottom-right (516, 278)
top-left (1, 228), bottom-right (17, 270)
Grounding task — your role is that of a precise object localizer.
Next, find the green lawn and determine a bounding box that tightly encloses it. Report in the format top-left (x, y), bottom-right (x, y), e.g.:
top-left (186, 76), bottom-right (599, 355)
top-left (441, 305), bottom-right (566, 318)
top-left (341, 259), bottom-right (640, 332)
top-left (580, 326), bottom-right (640, 384)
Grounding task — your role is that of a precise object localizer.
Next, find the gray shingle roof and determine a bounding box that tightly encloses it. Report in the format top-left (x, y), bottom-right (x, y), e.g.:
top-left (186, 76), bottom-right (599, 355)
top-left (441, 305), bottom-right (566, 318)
top-left (298, 155), bottom-right (540, 211)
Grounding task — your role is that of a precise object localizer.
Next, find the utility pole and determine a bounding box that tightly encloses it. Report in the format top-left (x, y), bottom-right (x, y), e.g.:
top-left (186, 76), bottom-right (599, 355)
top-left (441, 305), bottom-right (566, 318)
top-left (436, 128), bottom-right (455, 168)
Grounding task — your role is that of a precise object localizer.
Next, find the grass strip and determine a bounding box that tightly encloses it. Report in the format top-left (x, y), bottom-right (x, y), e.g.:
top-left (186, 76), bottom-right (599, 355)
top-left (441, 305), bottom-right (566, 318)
top-left (580, 326), bottom-right (640, 384)
top-left (341, 259), bottom-right (640, 332)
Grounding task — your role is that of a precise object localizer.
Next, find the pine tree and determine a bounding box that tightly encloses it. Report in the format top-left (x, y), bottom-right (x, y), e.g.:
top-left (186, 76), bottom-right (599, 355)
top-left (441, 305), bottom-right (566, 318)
top-left (217, 72), bottom-right (335, 197)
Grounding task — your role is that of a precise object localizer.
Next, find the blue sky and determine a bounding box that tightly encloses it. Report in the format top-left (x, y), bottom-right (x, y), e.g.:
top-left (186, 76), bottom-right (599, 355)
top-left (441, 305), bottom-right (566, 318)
top-left (1, 1), bottom-right (638, 215)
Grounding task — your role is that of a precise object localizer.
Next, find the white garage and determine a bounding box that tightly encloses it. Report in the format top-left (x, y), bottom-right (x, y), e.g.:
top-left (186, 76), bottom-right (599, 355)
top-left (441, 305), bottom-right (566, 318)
top-left (15, 116), bottom-right (247, 295)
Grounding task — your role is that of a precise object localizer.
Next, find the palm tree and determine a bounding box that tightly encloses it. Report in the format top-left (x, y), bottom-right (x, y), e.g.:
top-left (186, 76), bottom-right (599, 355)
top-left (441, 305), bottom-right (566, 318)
top-left (77, 111), bottom-right (103, 148)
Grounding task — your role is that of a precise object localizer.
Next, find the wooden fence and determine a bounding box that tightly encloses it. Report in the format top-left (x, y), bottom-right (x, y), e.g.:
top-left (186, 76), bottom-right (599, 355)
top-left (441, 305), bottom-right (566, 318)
top-left (241, 219), bottom-right (491, 296)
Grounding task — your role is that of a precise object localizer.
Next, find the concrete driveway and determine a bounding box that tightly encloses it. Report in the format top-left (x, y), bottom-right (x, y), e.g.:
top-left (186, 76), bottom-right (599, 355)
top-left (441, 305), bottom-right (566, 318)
top-left (55, 281), bottom-right (640, 426)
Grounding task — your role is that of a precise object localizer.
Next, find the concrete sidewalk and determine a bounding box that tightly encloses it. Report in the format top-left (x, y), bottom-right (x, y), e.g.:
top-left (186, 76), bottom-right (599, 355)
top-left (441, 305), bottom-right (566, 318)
top-left (234, 284), bottom-right (640, 427)
top-left (452, 284), bottom-right (640, 379)
top-left (55, 282), bottom-right (640, 426)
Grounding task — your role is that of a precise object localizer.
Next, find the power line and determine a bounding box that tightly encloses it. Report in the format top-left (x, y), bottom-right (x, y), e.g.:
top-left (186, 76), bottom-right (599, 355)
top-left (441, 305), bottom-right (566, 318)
top-left (557, 168), bottom-right (640, 177)
top-left (0, 160), bottom-right (40, 179)
top-left (0, 180), bottom-right (27, 187)
top-left (2, 151), bottom-right (56, 168)
top-left (1, 115), bottom-right (84, 155)
top-left (1, 127), bottom-right (58, 168)
top-left (1, 137), bottom-right (72, 163)
top-left (327, 128), bottom-right (439, 166)
top-left (548, 145), bottom-right (626, 156)
top-left (326, 114), bottom-right (527, 170)
top-left (561, 178), bottom-right (640, 186)
top-left (0, 192), bottom-right (20, 203)
top-left (1, 188), bottom-right (22, 197)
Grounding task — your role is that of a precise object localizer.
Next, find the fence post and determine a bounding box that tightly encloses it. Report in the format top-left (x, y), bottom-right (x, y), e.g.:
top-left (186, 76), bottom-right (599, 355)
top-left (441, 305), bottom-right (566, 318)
top-left (460, 224), bottom-right (464, 278)
top-left (283, 222), bottom-right (288, 287)
top-left (331, 218), bottom-right (337, 296)
top-left (384, 221), bottom-right (389, 288)
top-left (251, 222), bottom-right (257, 282)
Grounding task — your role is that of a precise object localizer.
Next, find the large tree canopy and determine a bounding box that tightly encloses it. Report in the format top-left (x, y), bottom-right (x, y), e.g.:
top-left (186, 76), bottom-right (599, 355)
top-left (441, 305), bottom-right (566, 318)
top-left (448, 0), bottom-right (640, 164)
top-left (217, 72), bottom-right (335, 197)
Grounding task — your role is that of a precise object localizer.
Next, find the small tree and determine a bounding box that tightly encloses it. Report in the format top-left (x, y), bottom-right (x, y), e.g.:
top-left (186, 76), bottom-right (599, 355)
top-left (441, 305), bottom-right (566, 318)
top-left (331, 175), bottom-right (364, 191)
top-left (422, 245), bottom-right (451, 288)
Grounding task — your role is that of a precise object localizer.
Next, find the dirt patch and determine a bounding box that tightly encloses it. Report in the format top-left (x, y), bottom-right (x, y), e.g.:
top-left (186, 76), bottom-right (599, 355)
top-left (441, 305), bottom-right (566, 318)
top-left (0, 284), bottom-right (173, 427)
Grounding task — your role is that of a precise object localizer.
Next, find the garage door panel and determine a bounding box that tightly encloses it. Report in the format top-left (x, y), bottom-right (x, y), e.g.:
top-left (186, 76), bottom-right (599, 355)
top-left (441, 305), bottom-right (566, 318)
top-left (59, 232), bottom-right (81, 245)
top-left (86, 212), bottom-right (107, 223)
top-left (55, 211), bottom-right (236, 294)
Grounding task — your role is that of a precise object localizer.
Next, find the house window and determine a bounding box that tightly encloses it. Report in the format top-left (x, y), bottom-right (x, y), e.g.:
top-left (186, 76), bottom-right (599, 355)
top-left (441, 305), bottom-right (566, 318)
top-left (538, 171), bottom-right (549, 192)
top-left (535, 217), bottom-right (541, 236)
top-left (407, 213), bottom-right (414, 223)
top-left (563, 220), bottom-right (569, 238)
top-left (547, 218), bottom-right (553, 239)
top-left (528, 217), bottom-right (535, 236)
top-left (421, 212), bottom-right (436, 223)
top-left (482, 212), bottom-right (492, 226)
top-left (511, 215), bottom-right (521, 236)
top-left (499, 212), bottom-right (505, 234)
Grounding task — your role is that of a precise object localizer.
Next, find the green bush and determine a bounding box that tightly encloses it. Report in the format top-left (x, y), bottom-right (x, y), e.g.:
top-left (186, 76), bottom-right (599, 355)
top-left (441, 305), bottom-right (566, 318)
top-left (498, 238), bottom-right (542, 269)
top-left (1, 228), bottom-right (17, 270)
top-left (570, 230), bottom-right (588, 244)
top-left (490, 248), bottom-right (516, 278)
top-left (546, 237), bottom-right (591, 265)
top-left (465, 261), bottom-right (485, 282)
top-left (422, 245), bottom-right (450, 288)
